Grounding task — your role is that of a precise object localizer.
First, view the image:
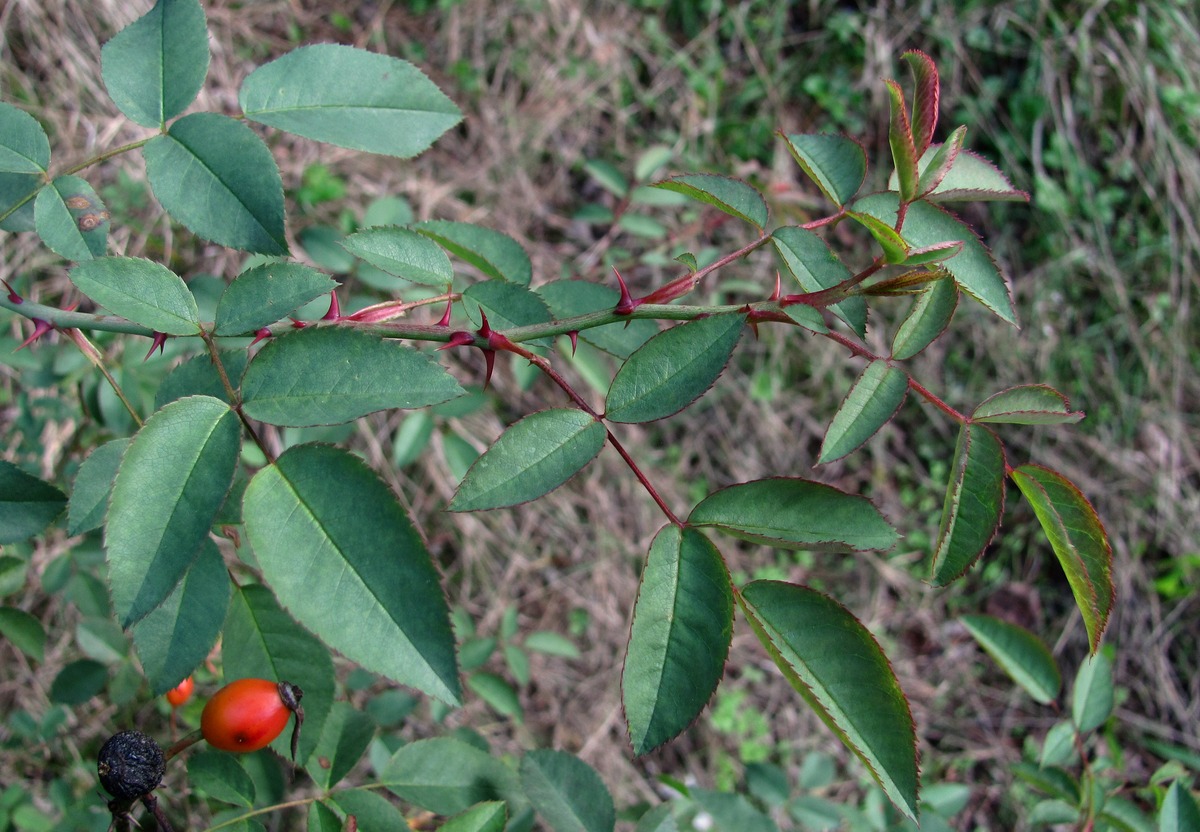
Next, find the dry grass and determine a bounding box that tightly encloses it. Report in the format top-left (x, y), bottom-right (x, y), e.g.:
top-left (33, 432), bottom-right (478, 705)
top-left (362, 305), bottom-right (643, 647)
top-left (2, 0), bottom-right (1198, 828)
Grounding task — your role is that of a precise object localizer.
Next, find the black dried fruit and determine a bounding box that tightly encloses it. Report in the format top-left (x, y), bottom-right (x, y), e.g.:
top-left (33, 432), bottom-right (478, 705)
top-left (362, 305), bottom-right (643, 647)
top-left (97, 730), bottom-right (165, 800)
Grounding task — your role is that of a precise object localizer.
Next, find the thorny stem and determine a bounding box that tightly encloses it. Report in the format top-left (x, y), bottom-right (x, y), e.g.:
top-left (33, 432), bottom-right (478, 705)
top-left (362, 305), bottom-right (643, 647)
top-left (200, 330), bottom-right (274, 463)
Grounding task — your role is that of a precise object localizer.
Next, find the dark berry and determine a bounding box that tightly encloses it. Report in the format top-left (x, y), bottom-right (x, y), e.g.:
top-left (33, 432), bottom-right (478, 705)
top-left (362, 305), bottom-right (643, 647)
top-left (97, 730), bottom-right (165, 800)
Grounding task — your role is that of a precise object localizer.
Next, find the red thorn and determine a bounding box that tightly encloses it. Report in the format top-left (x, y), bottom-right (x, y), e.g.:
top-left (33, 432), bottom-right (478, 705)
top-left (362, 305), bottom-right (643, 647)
top-left (15, 318), bottom-right (52, 351)
top-left (482, 348), bottom-right (496, 389)
top-left (769, 271), bottom-right (782, 302)
top-left (613, 267), bottom-right (640, 315)
top-left (290, 318), bottom-right (308, 329)
top-left (477, 310), bottom-right (493, 339)
top-left (251, 327), bottom-right (272, 345)
top-left (2, 279), bottom-right (22, 304)
top-left (436, 298), bottom-right (454, 328)
top-left (322, 291), bottom-right (341, 321)
top-left (144, 331), bottom-right (168, 360)
top-left (437, 331), bottom-right (475, 351)
top-left (568, 331), bottom-right (579, 355)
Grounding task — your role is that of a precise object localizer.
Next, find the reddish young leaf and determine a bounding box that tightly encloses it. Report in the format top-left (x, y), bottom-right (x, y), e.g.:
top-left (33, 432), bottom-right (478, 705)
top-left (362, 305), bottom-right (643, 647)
top-left (902, 50), bottom-right (939, 157)
top-left (885, 79), bottom-right (919, 203)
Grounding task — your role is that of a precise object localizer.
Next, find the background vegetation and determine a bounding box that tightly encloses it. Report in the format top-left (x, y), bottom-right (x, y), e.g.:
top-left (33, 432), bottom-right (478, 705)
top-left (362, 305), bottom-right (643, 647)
top-left (1, 0), bottom-right (1197, 828)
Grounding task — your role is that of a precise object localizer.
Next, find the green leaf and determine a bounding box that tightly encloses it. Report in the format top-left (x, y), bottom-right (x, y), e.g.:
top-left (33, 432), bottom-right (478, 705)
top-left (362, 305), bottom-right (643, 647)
top-left (960, 615), bottom-right (1061, 704)
top-left (99, 0), bottom-right (209, 128)
top-left (461, 280), bottom-right (552, 345)
top-left (846, 210), bottom-right (908, 264)
top-left (689, 478), bottom-right (898, 553)
top-left (781, 303), bottom-right (828, 334)
top-left (106, 396), bottom-right (240, 627)
top-left (130, 538), bottom-right (228, 695)
top-left (440, 802), bottom-right (508, 832)
top-left (537, 279), bottom-right (659, 358)
top-left (413, 221), bottom-right (532, 285)
top-left (450, 409), bottom-right (606, 511)
top-left (692, 789), bottom-right (779, 832)
top-left (144, 113), bottom-right (287, 254)
top-left (240, 44), bottom-right (462, 158)
top-left (214, 263), bottom-right (338, 336)
top-left (973, 385), bottom-right (1085, 425)
top-left (70, 256), bottom-right (201, 335)
top-left (188, 750), bottom-right (256, 807)
top-left (885, 79), bottom-right (919, 203)
top-left (901, 51), bottom-right (939, 157)
top-left (917, 148), bottom-right (1028, 203)
top-left (780, 133), bottom-right (866, 207)
top-left (524, 631), bottom-right (580, 659)
top-left (329, 789), bottom-right (410, 831)
top-left (624, 525), bottom-right (732, 755)
top-left (49, 659), bottom-right (108, 705)
top-left (584, 159), bottom-right (628, 197)
top-left (222, 583), bottom-right (335, 765)
top-left (467, 672), bottom-right (523, 723)
top-left (156, 350), bottom-right (248, 409)
top-left (819, 360), bottom-right (908, 463)
top-left (890, 277), bottom-right (958, 359)
top-left (653, 174), bottom-right (768, 230)
top-left (0, 607), bottom-right (46, 662)
top-left (243, 444), bottom-right (460, 705)
top-left (1011, 464), bottom-right (1113, 652)
top-left (1039, 721), bottom-right (1078, 768)
top-left (0, 103), bottom-right (50, 173)
top-left (739, 581), bottom-right (919, 822)
top-left (1159, 781), bottom-right (1200, 832)
top-left (240, 327), bottom-right (464, 427)
top-left (521, 749), bottom-right (615, 832)
top-left (0, 460), bottom-right (66, 544)
top-left (853, 194), bottom-right (1017, 325)
top-left (340, 226), bottom-right (454, 287)
top-left (771, 226), bottom-right (867, 337)
top-left (929, 423), bottom-right (1006, 585)
top-left (68, 438), bottom-right (126, 536)
top-left (307, 701), bottom-right (377, 790)
top-left (605, 313), bottom-right (744, 423)
top-left (1072, 648), bottom-right (1114, 733)
top-left (383, 737), bottom-right (516, 814)
top-left (916, 127), bottom-right (966, 197)
top-left (34, 175), bottom-right (107, 261)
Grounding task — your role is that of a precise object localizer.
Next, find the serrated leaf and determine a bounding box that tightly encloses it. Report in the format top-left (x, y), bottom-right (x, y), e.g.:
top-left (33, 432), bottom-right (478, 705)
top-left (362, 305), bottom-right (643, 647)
top-left (782, 303), bottom-right (829, 334)
top-left (689, 478), bottom-right (898, 552)
top-left (537, 279), bottom-right (658, 358)
top-left (930, 423), bottom-right (1006, 585)
top-left (772, 226), bottom-right (867, 337)
top-left (330, 788), bottom-right (410, 831)
top-left (131, 538), bottom-right (228, 695)
top-left (0, 172), bottom-right (40, 231)
top-left (106, 396), bottom-right (240, 627)
top-left (973, 385), bottom-right (1085, 425)
top-left (0, 607), bottom-right (45, 662)
top-left (961, 615), bottom-right (1061, 704)
top-left (144, 113), bottom-right (286, 254)
top-left (156, 350), bottom-right (248, 409)
top-left (0, 461), bottom-right (66, 544)
top-left (624, 525), bottom-right (732, 755)
top-left (440, 802), bottom-right (508, 832)
top-left (307, 701), bottom-right (377, 789)
top-left (653, 174), bottom-right (768, 230)
top-left (240, 44), bottom-right (461, 158)
top-left (0, 103), bottom-right (50, 173)
top-left (521, 749), bottom-right (615, 832)
top-left (383, 738), bottom-right (517, 814)
top-left (188, 750), bottom-right (256, 807)
top-left (739, 581), bottom-right (919, 821)
top-left (846, 210), bottom-right (908, 264)
top-left (222, 583), bottom-right (335, 764)
top-left (243, 444), bottom-right (460, 705)
top-left (895, 147), bottom-right (1029, 203)
top-left (34, 175), bottom-right (108, 261)
top-left (1011, 464), bottom-right (1113, 652)
top-left (605, 313), bottom-right (744, 423)
top-left (67, 439), bottom-right (128, 536)
top-left (340, 226), bottom-right (454, 287)
top-left (891, 277), bottom-right (958, 359)
top-left (1072, 648), bottom-right (1114, 733)
top-left (99, 0), bottom-right (209, 128)
top-left (240, 327), bottom-right (464, 427)
top-left (780, 133), bottom-right (866, 206)
top-left (412, 220), bottom-right (531, 285)
top-left (916, 127), bottom-right (966, 197)
top-left (461, 280), bottom-right (552, 345)
top-left (1160, 781), bottom-right (1200, 832)
top-left (214, 263), bottom-right (338, 336)
top-left (451, 409), bottom-right (606, 511)
top-left (902, 51), bottom-right (939, 157)
top-left (853, 194), bottom-right (1016, 325)
top-left (70, 256), bottom-right (200, 335)
top-left (903, 240), bottom-right (963, 266)
top-left (885, 79), bottom-right (919, 203)
top-left (819, 360), bottom-right (908, 463)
